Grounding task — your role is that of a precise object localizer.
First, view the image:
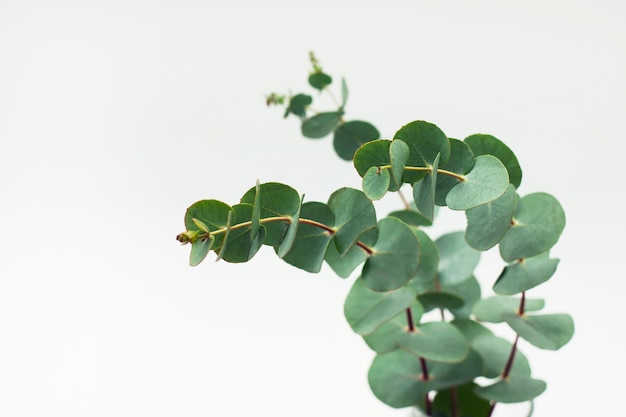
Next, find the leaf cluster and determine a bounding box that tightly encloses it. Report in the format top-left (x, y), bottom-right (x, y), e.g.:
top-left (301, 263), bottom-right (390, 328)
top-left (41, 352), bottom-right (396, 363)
top-left (179, 54), bottom-right (573, 417)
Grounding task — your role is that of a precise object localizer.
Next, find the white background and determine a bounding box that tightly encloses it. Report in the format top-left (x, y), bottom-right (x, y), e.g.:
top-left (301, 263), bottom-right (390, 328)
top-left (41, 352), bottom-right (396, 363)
top-left (1, 1), bottom-right (624, 416)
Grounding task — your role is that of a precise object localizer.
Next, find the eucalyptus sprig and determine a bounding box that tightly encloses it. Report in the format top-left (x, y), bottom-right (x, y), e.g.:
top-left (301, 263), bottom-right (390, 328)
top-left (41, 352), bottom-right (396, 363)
top-left (178, 54), bottom-right (573, 417)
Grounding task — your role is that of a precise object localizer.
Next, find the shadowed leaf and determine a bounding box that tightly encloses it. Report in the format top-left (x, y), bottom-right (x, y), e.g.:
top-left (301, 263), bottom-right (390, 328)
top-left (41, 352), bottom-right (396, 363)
top-left (333, 120), bottom-right (380, 161)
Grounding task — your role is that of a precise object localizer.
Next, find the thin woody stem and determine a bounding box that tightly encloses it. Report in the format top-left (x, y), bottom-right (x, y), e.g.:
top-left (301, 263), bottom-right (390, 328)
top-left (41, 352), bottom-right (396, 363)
top-left (397, 188), bottom-right (412, 210)
top-left (487, 292), bottom-right (526, 417)
top-left (377, 164), bottom-right (465, 182)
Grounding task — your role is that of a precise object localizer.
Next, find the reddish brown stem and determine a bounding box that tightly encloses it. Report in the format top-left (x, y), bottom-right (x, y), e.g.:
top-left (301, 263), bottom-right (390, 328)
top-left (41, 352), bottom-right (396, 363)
top-left (421, 356), bottom-right (432, 417)
top-left (406, 307), bottom-right (432, 416)
top-left (356, 241), bottom-right (373, 255)
top-left (420, 357), bottom-right (430, 381)
top-left (451, 386), bottom-right (459, 417)
top-left (425, 393), bottom-right (432, 416)
top-left (406, 308), bottom-right (415, 332)
top-left (487, 293), bottom-right (527, 417)
top-left (502, 334), bottom-right (520, 379)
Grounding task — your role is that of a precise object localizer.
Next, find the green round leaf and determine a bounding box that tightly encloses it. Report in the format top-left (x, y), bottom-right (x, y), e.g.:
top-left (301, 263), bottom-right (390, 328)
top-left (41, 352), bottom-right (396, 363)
top-left (324, 227), bottom-right (378, 278)
top-left (475, 376), bottom-right (546, 403)
top-left (344, 278), bottom-right (417, 335)
top-left (363, 302), bottom-right (424, 353)
top-left (308, 72), bottom-right (332, 90)
top-left (387, 209), bottom-right (433, 227)
top-left (361, 217), bottom-right (420, 292)
top-left (407, 229), bottom-right (439, 293)
top-left (465, 133), bottom-right (523, 189)
top-left (400, 321), bottom-right (469, 363)
top-left (465, 184), bottom-right (516, 250)
top-left (393, 120), bottom-right (451, 183)
top-left (499, 192), bottom-right (566, 262)
top-left (281, 202), bottom-right (335, 273)
top-left (504, 313), bottom-right (574, 350)
top-left (284, 93), bottom-right (312, 119)
top-left (353, 139), bottom-right (391, 176)
top-left (184, 199), bottom-right (233, 251)
top-left (189, 236), bottom-right (214, 267)
top-left (219, 203), bottom-right (266, 263)
top-left (301, 111), bottom-right (343, 139)
top-left (472, 335), bottom-right (531, 378)
top-left (451, 319), bottom-right (494, 343)
top-left (493, 252), bottom-right (560, 295)
top-left (327, 187), bottom-right (377, 255)
top-left (369, 349), bottom-right (483, 409)
top-left (435, 138), bottom-right (475, 206)
top-left (362, 166), bottom-right (390, 200)
top-left (333, 120), bottom-right (380, 161)
top-left (368, 349), bottom-right (428, 408)
top-left (184, 199), bottom-right (232, 233)
top-left (441, 275), bottom-right (482, 319)
top-left (446, 155), bottom-right (510, 210)
top-left (472, 296), bottom-right (545, 323)
top-left (241, 182), bottom-right (301, 246)
top-left (417, 292), bottom-right (464, 313)
top-left (436, 231), bottom-right (480, 286)
top-left (426, 349), bottom-right (483, 392)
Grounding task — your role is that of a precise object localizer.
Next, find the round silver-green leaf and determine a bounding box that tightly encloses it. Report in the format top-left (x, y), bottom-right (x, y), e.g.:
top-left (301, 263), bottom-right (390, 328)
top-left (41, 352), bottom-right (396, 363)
top-left (465, 184), bottom-right (516, 251)
top-left (465, 133), bottom-right (522, 189)
top-left (333, 120), bottom-right (380, 161)
top-left (400, 322), bottom-right (469, 363)
top-left (281, 201), bottom-right (335, 273)
top-left (362, 166), bottom-right (390, 200)
top-left (324, 227), bottom-right (378, 278)
top-left (472, 335), bottom-right (531, 378)
top-left (407, 229), bottom-right (439, 293)
top-left (446, 155), bottom-right (509, 210)
top-left (475, 376), bottom-right (546, 403)
top-left (361, 217), bottom-right (420, 292)
top-left (499, 192), bottom-right (566, 262)
top-left (393, 120), bottom-right (451, 183)
top-left (301, 111), bottom-right (343, 138)
top-left (436, 231), bottom-right (480, 286)
top-left (368, 349), bottom-right (428, 408)
top-left (327, 187), bottom-right (377, 255)
top-left (493, 252), bottom-right (560, 295)
top-left (344, 278), bottom-right (417, 336)
top-left (473, 296), bottom-right (545, 323)
top-left (363, 302), bottom-right (424, 353)
top-left (504, 313), bottom-right (574, 350)
top-left (241, 182), bottom-right (301, 246)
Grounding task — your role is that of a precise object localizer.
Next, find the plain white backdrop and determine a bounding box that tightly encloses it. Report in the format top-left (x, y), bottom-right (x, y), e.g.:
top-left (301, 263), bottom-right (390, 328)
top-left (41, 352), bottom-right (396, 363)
top-left (1, 1), bottom-right (624, 416)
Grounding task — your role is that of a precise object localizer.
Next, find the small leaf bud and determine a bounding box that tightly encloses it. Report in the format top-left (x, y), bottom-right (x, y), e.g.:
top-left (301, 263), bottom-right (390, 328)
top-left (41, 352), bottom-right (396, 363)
top-left (176, 230), bottom-right (199, 245)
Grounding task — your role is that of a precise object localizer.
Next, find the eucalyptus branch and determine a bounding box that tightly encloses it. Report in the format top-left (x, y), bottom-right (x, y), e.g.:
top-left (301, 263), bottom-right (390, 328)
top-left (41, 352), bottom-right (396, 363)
top-left (378, 164), bottom-right (466, 182)
top-left (179, 53), bottom-right (573, 417)
top-left (403, 166), bottom-right (466, 181)
top-left (178, 216), bottom-right (336, 243)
